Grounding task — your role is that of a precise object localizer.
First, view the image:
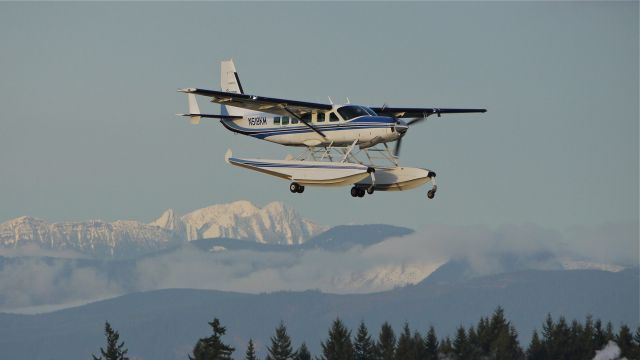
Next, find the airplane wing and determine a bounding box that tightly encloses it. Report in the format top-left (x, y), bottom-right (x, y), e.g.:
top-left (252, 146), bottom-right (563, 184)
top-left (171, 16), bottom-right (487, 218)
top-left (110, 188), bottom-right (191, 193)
top-left (178, 88), bottom-right (333, 118)
top-left (370, 107), bottom-right (487, 118)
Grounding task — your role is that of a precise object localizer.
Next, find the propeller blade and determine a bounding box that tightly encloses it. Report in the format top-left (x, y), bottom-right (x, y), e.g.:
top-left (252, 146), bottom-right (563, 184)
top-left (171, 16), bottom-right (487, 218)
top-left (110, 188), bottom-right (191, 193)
top-left (394, 137), bottom-right (403, 157)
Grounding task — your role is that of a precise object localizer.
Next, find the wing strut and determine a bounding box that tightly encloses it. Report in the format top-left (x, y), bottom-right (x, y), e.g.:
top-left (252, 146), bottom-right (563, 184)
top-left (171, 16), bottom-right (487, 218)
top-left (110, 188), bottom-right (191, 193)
top-left (283, 107), bottom-right (326, 138)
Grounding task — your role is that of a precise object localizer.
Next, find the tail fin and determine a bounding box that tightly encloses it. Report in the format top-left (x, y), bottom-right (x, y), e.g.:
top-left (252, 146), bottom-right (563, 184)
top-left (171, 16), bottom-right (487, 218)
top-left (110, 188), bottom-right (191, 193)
top-left (221, 60), bottom-right (244, 94)
top-left (220, 59), bottom-right (247, 117)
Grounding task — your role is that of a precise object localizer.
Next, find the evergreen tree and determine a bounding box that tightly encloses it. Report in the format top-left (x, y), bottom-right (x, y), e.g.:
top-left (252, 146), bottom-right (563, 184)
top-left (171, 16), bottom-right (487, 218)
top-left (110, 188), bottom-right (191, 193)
top-left (466, 325), bottom-right (480, 358)
top-left (394, 323), bottom-right (415, 360)
top-left (353, 321), bottom-right (375, 360)
top-left (412, 331), bottom-right (426, 360)
top-left (631, 326), bottom-right (640, 360)
top-left (567, 319), bottom-right (583, 358)
top-left (321, 318), bottom-right (354, 360)
top-left (375, 322), bottom-right (396, 360)
top-left (526, 330), bottom-right (545, 360)
top-left (245, 339), bottom-right (257, 360)
top-left (92, 322), bottom-right (129, 360)
top-left (452, 325), bottom-right (471, 360)
top-left (485, 307), bottom-right (523, 360)
top-left (267, 322), bottom-right (296, 360)
top-left (438, 336), bottom-right (453, 358)
top-left (616, 324), bottom-right (634, 358)
top-left (593, 319), bottom-right (607, 349)
top-left (189, 318), bottom-right (235, 360)
top-left (475, 316), bottom-right (492, 355)
top-left (605, 321), bottom-right (615, 342)
top-left (423, 326), bottom-right (439, 360)
top-left (580, 315), bottom-right (596, 358)
top-left (294, 342), bottom-right (311, 360)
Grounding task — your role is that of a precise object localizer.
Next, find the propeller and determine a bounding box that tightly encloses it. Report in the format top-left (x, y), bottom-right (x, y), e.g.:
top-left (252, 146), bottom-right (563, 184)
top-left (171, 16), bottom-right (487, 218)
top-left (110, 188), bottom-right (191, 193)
top-left (392, 116), bottom-right (427, 157)
top-left (381, 103), bottom-right (432, 157)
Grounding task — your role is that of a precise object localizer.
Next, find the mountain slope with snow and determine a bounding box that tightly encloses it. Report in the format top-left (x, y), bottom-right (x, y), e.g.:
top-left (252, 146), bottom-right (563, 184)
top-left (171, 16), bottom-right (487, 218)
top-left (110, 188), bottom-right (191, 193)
top-left (175, 200), bottom-right (324, 245)
top-left (0, 201), bottom-right (325, 257)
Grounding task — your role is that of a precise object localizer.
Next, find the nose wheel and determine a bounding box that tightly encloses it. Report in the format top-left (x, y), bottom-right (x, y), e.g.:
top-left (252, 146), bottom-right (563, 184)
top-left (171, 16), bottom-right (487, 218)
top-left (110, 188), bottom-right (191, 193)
top-left (289, 182), bottom-right (305, 194)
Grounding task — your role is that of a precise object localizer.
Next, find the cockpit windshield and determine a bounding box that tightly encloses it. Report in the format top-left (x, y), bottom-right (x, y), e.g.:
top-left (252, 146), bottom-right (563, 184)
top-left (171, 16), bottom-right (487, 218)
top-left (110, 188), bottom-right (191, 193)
top-left (337, 105), bottom-right (377, 120)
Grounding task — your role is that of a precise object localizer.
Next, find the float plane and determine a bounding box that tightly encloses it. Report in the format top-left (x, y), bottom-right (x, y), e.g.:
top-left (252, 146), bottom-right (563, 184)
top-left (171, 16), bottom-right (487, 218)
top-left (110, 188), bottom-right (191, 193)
top-left (178, 60), bottom-right (486, 199)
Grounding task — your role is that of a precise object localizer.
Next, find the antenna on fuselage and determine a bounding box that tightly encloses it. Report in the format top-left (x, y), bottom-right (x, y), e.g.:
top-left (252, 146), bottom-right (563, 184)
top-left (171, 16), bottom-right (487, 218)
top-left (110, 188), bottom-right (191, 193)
top-left (327, 96), bottom-right (333, 105)
top-left (346, 97), bottom-right (351, 104)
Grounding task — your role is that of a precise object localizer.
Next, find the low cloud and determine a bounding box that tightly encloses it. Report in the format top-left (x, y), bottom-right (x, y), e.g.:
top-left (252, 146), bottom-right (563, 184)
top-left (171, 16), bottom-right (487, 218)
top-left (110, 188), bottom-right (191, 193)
top-left (130, 223), bottom-right (568, 294)
top-left (564, 223), bottom-right (639, 266)
top-left (0, 257), bottom-right (123, 310)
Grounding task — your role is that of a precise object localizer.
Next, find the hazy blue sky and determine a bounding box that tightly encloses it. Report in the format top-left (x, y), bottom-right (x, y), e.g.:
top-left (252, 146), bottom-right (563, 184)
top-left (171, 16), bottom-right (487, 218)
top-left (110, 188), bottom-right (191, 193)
top-left (0, 2), bottom-right (637, 232)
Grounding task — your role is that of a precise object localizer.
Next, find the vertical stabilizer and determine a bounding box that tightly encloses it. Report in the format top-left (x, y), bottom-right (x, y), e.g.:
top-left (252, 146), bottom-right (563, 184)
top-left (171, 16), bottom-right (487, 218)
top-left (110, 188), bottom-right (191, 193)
top-left (220, 59), bottom-right (247, 117)
top-left (221, 60), bottom-right (244, 94)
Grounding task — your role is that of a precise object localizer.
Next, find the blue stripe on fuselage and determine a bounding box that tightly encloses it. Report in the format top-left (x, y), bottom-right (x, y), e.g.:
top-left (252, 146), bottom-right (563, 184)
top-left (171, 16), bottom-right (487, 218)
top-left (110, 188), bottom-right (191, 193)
top-left (220, 116), bottom-right (394, 139)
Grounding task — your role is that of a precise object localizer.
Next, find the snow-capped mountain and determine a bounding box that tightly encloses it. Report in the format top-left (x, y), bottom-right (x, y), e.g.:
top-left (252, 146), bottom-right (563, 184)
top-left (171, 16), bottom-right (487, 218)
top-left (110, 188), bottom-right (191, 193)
top-left (0, 216), bottom-right (180, 257)
top-left (174, 200), bottom-right (324, 245)
top-left (0, 201), bottom-right (325, 257)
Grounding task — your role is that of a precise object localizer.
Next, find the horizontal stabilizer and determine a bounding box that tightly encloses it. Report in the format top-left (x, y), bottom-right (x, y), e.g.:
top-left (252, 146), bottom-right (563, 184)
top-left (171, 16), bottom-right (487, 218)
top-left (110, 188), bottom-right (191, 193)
top-left (177, 92), bottom-right (241, 124)
top-left (176, 113), bottom-right (243, 119)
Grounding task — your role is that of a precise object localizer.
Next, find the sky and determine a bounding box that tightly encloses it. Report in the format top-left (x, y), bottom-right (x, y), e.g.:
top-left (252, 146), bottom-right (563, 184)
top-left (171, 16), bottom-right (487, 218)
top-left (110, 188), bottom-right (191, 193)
top-left (0, 2), bottom-right (637, 235)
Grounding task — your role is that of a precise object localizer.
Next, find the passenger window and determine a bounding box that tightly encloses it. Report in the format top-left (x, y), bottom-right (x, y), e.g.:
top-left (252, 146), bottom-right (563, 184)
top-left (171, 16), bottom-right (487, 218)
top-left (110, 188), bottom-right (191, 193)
top-left (282, 116), bottom-right (289, 125)
top-left (274, 117), bottom-right (281, 125)
top-left (316, 112), bottom-right (325, 122)
top-left (300, 113), bottom-right (312, 122)
top-left (291, 117), bottom-right (299, 124)
top-left (329, 112), bottom-right (339, 122)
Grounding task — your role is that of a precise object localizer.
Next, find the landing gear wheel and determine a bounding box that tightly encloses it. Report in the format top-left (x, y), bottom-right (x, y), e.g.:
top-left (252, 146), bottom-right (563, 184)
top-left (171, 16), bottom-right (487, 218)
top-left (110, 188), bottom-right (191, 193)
top-left (357, 188), bottom-right (365, 197)
top-left (427, 185), bottom-right (437, 199)
top-left (290, 183), bottom-right (300, 193)
top-left (367, 187), bottom-right (375, 195)
top-left (350, 187), bottom-right (359, 197)
top-left (297, 185), bottom-right (305, 193)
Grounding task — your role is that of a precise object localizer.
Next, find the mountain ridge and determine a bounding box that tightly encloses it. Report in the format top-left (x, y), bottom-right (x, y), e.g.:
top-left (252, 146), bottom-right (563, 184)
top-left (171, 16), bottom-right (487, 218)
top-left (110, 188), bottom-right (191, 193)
top-left (0, 201), bottom-right (326, 257)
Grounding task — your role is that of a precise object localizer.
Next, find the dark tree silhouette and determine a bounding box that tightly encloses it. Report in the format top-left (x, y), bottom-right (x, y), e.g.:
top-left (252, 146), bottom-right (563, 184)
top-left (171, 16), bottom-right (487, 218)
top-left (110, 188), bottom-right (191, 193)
top-left (245, 339), bottom-right (257, 360)
top-left (424, 326), bottom-right (439, 360)
top-left (321, 318), bottom-right (354, 360)
top-left (266, 322), bottom-right (296, 360)
top-left (394, 323), bottom-right (415, 360)
top-left (452, 325), bottom-right (471, 360)
top-left (375, 322), bottom-right (396, 360)
top-left (294, 342), bottom-right (312, 360)
top-left (92, 322), bottom-right (129, 360)
top-left (189, 318), bottom-right (235, 360)
top-left (353, 321), bottom-right (375, 360)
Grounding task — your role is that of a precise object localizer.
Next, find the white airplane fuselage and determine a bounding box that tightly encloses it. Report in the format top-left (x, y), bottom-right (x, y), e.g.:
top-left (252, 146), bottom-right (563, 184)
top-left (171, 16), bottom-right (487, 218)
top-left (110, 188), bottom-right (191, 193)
top-left (219, 107), bottom-right (405, 148)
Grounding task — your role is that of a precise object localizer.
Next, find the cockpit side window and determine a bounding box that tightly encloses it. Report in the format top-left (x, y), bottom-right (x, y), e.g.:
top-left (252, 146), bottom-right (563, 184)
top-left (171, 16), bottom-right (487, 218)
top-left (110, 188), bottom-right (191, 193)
top-left (337, 105), bottom-right (370, 120)
top-left (329, 112), bottom-right (339, 122)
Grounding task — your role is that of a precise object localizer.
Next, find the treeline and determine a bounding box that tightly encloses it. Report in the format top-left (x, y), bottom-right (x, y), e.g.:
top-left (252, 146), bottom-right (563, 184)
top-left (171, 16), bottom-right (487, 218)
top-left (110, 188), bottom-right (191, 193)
top-left (92, 307), bottom-right (640, 360)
